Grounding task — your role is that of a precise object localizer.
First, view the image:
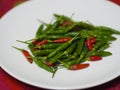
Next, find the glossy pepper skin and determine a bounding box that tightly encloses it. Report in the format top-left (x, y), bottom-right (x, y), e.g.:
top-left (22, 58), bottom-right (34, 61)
top-left (90, 56), bottom-right (102, 61)
top-left (22, 50), bottom-right (33, 63)
top-left (34, 58), bottom-right (54, 73)
top-left (35, 24), bottom-right (44, 39)
top-left (85, 37), bottom-right (96, 51)
top-left (72, 38), bottom-right (85, 58)
top-left (70, 63), bottom-right (89, 70)
top-left (47, 32), bottom-right (79, 59)
top-left (49, 42), bottom-right (76, 64)
top-left (12, 46), bottom-right (33, 63)
top-left (36, 39), bottom-right (48, 46)
top-left (53, 37), bottom-right (71, 43)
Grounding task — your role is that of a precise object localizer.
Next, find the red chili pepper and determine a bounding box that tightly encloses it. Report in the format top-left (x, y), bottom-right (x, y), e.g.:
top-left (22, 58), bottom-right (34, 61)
top-left (22, 50), bottom-right (33, 63)
top-left (89, 37), bottom-right (96, 44)
top-left (86, 41), bottom-right (93, 51)
top-left (90, 56), bottom-right (102, 61)
top-left (13, 46), bottom-right (33, 63)
top-left (61, 20), bottom-right (72, 27)
top-left (45, 61), bottom-right (54, 66)
top-left (70, 63), bottom-right (89, 70)
top-left (32, 40), bottom-right (40, 45)
top-left (85, 37), bottom-right (96, 51)
top-left (53, 37), bottom-right (71, 43)
top-left (36, 39), bottom-right (48, 46)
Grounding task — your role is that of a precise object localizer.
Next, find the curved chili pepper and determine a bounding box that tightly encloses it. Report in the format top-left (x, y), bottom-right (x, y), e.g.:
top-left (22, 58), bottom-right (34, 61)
top-left (39, 43), bottom-right (61, 49)
top-left (53, 37), bottom-right (71, 43)
top-left (96, 26), bottom-right (120, 35)
top-left (72, 38), bottom-right (85, 58)
top-left (76, 46), bottom-right (88, 64)
top-left (70, 63), bottom-right (89, 70)
top-left (22, 50), bottom-right (33, 63)
top-left (36, 39), bottom-right (48, 46)
top-left (49, 43), bottom-right (76, 64)
top-left (38, 34), bottom-right (68, 40)
top-left (34, 58), bottom-right (54, 73)
top-left (12, 46), bottom-right (33, 63)
top-left (33, 49), bottom-right (53, 56)
top-left (92, 39), bottom-right (107, 51)
top-left (35, 24), bottom-right (44, 39)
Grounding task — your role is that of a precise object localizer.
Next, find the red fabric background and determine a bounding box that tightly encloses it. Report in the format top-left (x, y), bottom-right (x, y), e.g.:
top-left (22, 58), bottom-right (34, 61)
top-left (0, 0), bottom-right (120, 90)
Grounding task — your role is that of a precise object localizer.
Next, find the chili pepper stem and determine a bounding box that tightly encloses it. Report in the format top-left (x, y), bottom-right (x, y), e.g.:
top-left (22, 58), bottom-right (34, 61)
top-left (12, 46), bottom-right (23, 51)
top-left (52, 67), bottom-right (58, 78)
top-left (69, 32), bottom-right (80, 43)
top-left (25, 39), bottom-right (35, 42)
top-left (37, 19), bottom-right (48, 26)
top-left (58, 60), bottom-right (70, 69)
top-left (16, 40), bottom-right (30, 44)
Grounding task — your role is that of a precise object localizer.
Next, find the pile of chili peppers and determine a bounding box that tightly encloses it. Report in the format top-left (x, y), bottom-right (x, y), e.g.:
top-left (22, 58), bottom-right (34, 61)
top-left (13, 14), bottom-right (120, 77)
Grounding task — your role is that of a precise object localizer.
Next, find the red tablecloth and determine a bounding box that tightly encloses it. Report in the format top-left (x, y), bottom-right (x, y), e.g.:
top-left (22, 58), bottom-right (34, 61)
top-left (0, 0), bottom-right (120, 90)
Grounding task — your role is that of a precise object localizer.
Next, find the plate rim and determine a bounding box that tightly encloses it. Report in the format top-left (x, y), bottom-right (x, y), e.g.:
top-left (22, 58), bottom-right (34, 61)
top-left (0, 0), bottom-right (120, 89)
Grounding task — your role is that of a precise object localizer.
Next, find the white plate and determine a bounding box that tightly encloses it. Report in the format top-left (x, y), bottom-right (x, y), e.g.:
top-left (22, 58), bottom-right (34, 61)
top-left (0, 0), bottom-right (120, 89)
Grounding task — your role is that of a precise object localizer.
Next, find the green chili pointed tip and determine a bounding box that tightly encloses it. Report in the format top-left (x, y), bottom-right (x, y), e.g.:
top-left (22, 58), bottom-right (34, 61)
top-left (12, 46), bottom-right (23, 51)
top-left (16, 40), bottom-right (30, 44)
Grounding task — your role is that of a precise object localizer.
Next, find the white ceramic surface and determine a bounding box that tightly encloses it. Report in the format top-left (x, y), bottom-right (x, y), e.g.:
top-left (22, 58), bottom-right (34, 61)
top-left (0, 0), bottom-right (120, 89)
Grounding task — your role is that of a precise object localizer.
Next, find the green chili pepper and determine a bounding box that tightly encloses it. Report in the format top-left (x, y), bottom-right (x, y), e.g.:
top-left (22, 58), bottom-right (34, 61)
top-left (92, 39), bottom-right (108, 51)
top-left (67, 57), bottom-right (79, 65)
top-left (87, 39), bottom-right (110, 57)
top-left (77, 21), bottom-right (96, 30)
top-left (43, 28), bottom-right (69, 35)
top-left (91, 50), bottom-right (112, 57)
top-left (41, 24), bottom-right (53, 33)
top-left (52, 66), bottom-right (58, 78)
top-left (64, 42), bottom-right (76, 55)
top-left (49, 52), bottom-right (63, 63)
top-left (47, 42), bottom-right (70, 58)
top-left (97, 35), bottom-right (117, 41)
top-left (76, 46), bottom-right (88, 64)
top-left (51, 15), bottom-right (64, 29)
top-left (33, 49), bottom-right (53, 56)
top-left (72, 38), bottom-right (85, 58)
top-left (28, 43), bottom-right (35, 55)
top-left (65, 31), bottom-right (81, 36)
top-left (42, 23), bottom-right (76, 35)
top-left (38, 34), bottom-right (68, 40)
top-left (58, 60), bottom-right (70, 69)
top-left (49, 42), bottom-right (76, 63)
top-left (99, 43), bottom-right (110, 51)
top-left (35, 24), bottom-right (44, 39)
top-left (34, 57), bottom-right (54, 73)
top-left (88, 30), bottom-right (112, 38)
top-left (47, 33), bottom-right (79, 58)
top-left (37, 34), bottom-right (47, 40)
top-left (96, 26), bottom-right (120, 35)
top-left (54, 14), bottom-right (73, 23)
top-left (40, 43), bottom-right (61, 49)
